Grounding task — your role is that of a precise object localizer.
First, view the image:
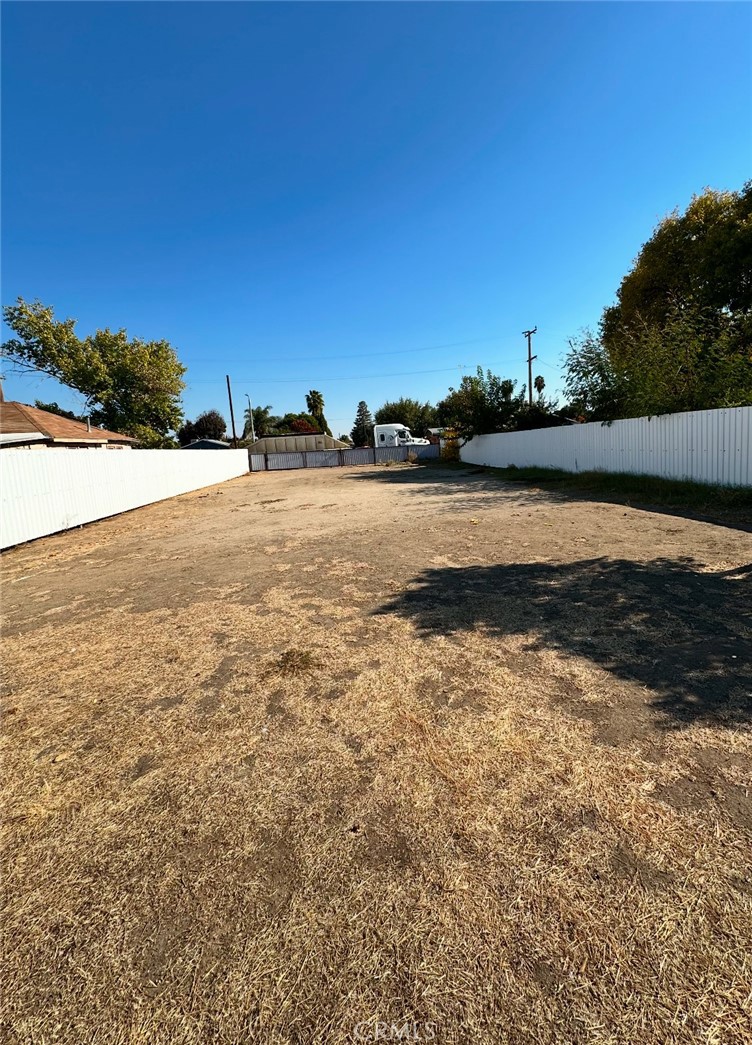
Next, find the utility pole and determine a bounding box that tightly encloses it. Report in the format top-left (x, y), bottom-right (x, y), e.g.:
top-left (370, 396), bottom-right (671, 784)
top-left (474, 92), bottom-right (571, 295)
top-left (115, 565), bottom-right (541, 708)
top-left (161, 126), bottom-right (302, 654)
top-left (523, 327), bottom-right (537, 406)
top-left (245, 393), bottom-right (256, 444)
top-left (226, 374), bottom-right (238, 447)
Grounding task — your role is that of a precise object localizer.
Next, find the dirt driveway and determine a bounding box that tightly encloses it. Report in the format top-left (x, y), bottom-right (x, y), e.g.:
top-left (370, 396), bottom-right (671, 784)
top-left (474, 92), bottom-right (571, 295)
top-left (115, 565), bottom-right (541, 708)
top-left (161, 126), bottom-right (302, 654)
top-left (2, 463), bottom-right (751, 1044)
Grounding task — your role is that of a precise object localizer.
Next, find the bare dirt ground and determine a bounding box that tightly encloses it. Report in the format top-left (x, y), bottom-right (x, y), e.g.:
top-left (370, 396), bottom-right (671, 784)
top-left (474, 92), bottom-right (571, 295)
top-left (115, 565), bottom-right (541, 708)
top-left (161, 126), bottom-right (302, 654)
top-left (2, 463), bottom-right (751, 1044)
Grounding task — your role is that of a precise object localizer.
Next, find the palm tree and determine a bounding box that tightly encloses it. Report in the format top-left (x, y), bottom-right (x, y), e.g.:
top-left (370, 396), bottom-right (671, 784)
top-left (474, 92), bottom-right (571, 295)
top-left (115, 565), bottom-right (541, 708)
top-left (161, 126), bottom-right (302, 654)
top-left (534, 375), bottom-right (546, 397)
top-left (243, 403), bottom-right (274, 439)
top-left (305, 389), bottom-right (324, 417)
top-left (305, 389), bottom-right (331, 436)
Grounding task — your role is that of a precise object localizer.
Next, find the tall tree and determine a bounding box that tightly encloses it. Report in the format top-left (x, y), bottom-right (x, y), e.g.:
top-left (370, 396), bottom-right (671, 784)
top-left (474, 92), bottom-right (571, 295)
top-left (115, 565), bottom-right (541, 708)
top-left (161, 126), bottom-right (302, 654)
top-left (374, 397), bottom-right (437, 435)
top-left (177, 409), bottom-right (227, 446)
top-left (305, 389), bottom-right (332, 436)
top-left (602, 184), bottom-right (752, 362)
top-left (562, 184), bottom-right (752, 421)
top-left (2, 298), bottom-right (185, 446)
top-left (437, 368), bottom-right (524, 443)
top-left (350, 401), bottom-right (374, 446)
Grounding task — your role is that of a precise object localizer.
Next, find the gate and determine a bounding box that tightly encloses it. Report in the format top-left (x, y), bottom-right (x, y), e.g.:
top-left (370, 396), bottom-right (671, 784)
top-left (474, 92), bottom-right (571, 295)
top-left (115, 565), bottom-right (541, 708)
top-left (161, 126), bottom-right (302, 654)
top-left (249, 444), bottom-right (439, 472)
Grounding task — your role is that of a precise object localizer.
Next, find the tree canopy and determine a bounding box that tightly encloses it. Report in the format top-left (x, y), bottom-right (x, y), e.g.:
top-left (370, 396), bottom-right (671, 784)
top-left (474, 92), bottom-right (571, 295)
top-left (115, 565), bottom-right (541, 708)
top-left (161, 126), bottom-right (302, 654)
top-left (602, 184), bottom-right (752, 358)
top-left (437, 369), bottom-right (523, 442)
top-left (374, 397), bottom-right (437, 435)
top-left (2, 298), bottom-right (186, 446)
top-left (33, 400), bottom-right (85, 423)
top-left (177, 410), bottom-right (227, 446)
top-left (565, 184), bottom-right (752, 419)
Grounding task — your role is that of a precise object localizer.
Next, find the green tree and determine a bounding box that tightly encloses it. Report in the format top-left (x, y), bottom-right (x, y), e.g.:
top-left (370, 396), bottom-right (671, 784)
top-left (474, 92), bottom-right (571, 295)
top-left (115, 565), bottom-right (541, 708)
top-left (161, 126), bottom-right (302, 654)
top-left (177, 409), bottom-right (227, 446)
top-left (562, 183), bottom-right (752, 422)
top-left (33, 400), bottom-right (85, 422)
top-left (2, 298), bottom-right (185, 446)
top-left (305, 389), bottom-right (332, 436)
top-left (611, 301), bottom-right (751, 415)
top-left (563, 332), bottom-right (630, 421)
top-left (436, 368), bottom-right (524, 442)
top-left (243, 403), bottom-right (277, 439)
top-left (280, 412), bottom-right (321, 433)
top-left (374, 397), bottom-right (438, 435)
top-left (350, 401), bottom-right (374, 446)
top-left (601, 184), bottom-right (752, 369)
top-left (566, 304), bottom-right (752, 421)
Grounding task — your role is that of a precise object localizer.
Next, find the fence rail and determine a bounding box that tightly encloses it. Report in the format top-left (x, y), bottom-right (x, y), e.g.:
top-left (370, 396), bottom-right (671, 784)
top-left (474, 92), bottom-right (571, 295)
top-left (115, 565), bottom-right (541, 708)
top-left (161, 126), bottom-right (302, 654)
top-left (1, 449), bottom-right (249, 549)
top-left (249, 443), bottom-right (439, 471)
top-left (460, 407), bottom-right (751, 487)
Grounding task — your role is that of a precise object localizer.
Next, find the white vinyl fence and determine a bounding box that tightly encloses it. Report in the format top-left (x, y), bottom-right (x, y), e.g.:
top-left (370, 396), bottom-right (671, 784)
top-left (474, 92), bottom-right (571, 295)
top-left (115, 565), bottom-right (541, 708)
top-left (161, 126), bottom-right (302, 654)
top-left (1, 449), bottom-right (249, 549)
top-left (460, 407), bottom-right (751, 487)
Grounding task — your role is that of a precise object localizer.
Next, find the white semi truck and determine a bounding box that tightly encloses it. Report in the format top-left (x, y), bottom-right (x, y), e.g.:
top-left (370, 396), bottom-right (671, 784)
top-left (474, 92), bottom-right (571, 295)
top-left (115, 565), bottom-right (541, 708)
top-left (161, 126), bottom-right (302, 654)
top-left (373, 423), bottom-right (430, 448)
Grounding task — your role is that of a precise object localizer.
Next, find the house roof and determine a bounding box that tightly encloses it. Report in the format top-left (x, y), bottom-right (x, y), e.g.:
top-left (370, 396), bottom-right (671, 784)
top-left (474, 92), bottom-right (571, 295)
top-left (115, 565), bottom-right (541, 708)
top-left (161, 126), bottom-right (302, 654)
top-left (182, 438), bottom-right (231, 449)
top-left (0, 402), bottom-right (137, 445)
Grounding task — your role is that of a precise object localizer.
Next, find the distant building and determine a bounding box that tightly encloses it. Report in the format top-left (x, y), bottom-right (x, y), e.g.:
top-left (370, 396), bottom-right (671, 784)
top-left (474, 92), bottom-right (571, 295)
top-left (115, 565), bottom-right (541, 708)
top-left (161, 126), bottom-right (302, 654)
top-left (0, 402), bottom-right (136, 449)
top-left (247, 434), bottom-right (349, 453)
top-left (181, 438), bottom-right (231, 450)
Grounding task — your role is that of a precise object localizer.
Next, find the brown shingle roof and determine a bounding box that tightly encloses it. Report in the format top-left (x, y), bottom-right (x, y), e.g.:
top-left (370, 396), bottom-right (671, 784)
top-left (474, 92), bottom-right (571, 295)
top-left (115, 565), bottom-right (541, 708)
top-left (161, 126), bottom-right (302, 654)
top-left (0, 402), bottom-right (136, 444)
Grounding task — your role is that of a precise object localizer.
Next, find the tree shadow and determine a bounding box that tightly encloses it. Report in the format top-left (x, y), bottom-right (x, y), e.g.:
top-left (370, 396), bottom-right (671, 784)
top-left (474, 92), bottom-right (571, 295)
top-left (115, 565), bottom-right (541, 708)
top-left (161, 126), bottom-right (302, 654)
top-left (374, 557), bottom-right (752, 730)
top-left (347, 464), bottom-right (752, 532)
top-left (345, 465), bottom-right (544, 512)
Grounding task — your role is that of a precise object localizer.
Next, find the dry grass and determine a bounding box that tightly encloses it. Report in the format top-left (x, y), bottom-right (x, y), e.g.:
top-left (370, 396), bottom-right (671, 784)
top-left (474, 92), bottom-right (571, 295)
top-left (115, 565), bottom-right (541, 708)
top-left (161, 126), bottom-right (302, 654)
top-left (268, 648), bottom-right (321, 677)
top-left (2, 467), bottom-right (751, 1044)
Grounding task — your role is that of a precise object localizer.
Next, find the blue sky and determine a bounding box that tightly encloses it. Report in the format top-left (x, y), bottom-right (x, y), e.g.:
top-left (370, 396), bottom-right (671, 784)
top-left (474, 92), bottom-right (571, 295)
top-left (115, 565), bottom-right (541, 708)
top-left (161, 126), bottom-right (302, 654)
top-left (2, 2), bottom-right (750, 436)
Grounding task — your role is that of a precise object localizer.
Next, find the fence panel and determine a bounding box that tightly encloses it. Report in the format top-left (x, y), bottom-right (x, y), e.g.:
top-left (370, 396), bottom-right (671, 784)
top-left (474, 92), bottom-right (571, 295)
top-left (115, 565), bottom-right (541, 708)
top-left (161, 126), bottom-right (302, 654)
top-left (415, 444), bottom-right (440, 460)
top-left (374, 446), bottom-right (409, 464)
top-left (305, 450), bottom-right (341, 468)
top-left (1, 449), bottom-right (250, 549)
top-left (341, 447), bottom-right (375, 467)
top-left (266, 452), bottom-right (306, 470)
top-left (250, 443), bottom-right (439, 473)
top-left (459, 407), bottom-right (751, 487)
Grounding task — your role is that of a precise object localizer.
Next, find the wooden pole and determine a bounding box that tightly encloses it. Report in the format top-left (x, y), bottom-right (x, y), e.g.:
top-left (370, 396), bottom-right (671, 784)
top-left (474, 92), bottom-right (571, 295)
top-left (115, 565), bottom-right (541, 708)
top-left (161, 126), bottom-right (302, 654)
top-left (523, 327), bottom-right (537, 406)
top-left (226, 374), bottom-right (238, 447)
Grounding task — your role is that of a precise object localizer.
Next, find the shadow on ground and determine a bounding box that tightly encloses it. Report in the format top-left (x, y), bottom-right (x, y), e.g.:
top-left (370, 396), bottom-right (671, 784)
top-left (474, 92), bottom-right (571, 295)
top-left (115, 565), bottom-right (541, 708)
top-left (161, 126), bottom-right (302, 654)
top-left (375, 557), bottom-right (752, 729)
top-left (346, 465), bottom-right (544, 511)
top-left (349, 464), bottom-right (752, 531)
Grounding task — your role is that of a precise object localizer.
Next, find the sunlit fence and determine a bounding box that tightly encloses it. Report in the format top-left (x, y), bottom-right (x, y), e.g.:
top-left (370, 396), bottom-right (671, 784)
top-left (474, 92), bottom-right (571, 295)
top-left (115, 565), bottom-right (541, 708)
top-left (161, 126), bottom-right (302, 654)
top-left (1, 449), bottom-right (249, 549)
top-left (460, 407), bottom-right (751, 487)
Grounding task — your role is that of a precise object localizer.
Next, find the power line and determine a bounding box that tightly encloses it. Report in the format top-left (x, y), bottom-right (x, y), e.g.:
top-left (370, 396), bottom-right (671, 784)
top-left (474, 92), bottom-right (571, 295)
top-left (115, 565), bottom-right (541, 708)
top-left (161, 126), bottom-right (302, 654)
top-left (225, 334), bottom-right (512, 367)
top-left (186, 365), bottom-right (469, 387)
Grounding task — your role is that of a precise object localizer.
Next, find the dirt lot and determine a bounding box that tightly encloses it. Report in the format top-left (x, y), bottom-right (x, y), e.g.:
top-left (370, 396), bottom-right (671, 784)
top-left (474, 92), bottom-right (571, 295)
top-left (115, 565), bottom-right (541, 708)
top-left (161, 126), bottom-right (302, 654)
top-left (2, 463), bottom-right (751, 1044)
